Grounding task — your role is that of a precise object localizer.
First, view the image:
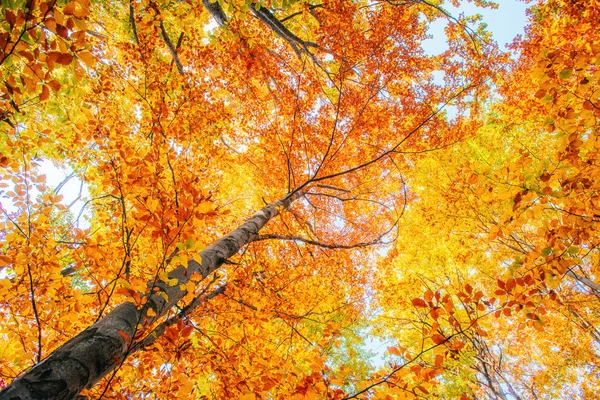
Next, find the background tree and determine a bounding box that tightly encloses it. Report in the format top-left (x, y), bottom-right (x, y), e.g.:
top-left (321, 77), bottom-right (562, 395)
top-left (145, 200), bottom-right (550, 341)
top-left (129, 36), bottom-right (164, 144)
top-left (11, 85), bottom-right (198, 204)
top-left (367, 0), bottom-right (600, 398)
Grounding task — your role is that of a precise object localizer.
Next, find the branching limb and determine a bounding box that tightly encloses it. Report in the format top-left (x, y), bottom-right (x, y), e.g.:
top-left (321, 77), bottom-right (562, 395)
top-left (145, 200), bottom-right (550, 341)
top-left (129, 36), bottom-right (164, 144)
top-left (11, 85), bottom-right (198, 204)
top-left (315, 184), bottom-right (351, 193)
top-left (251, 6), bottom-right (319, 56)
top-left (565, 268), bottom-right (600, 299)
top-left (132, 283), bottom-right (226, 352)
top-left (159, 21), bottom-right (184, 76)
top-left (279, 3), bottom-right (323, 23)
top-left (418, 0), bottom-right (482, 55)
top-left (252, 234), bottom-right (385, 249)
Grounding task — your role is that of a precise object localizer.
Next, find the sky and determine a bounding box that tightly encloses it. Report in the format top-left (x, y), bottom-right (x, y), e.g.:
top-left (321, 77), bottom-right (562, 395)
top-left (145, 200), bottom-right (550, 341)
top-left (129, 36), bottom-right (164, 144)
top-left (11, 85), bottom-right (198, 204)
top-left (423, 0), bottom-right (531, 55)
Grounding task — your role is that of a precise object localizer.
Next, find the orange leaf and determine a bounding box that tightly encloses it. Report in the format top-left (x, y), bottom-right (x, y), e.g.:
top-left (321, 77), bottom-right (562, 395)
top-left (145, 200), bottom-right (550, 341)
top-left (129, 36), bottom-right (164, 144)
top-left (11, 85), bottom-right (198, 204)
top-left (451, 341), bottom-right (465, 350)
top-left (117, 330), bottom-right (130, 342)
top-left (435, 354), bottom-right (444, 368)
top-left (424, 289), bottom-right (433, 302)
top-left (431, 334), bottom-right (446, 345)
top-left (39, 84), bottom-right (50, 101)
top-left (78, 50), bottom-right (96, 68)
top-left (416, 385), bottom-right (429, 394)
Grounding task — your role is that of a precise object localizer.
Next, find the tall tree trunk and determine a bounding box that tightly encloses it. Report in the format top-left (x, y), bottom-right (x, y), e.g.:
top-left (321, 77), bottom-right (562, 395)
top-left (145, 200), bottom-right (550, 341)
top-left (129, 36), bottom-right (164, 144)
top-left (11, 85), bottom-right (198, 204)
top-left (0, 191), bottom-right (303, 400)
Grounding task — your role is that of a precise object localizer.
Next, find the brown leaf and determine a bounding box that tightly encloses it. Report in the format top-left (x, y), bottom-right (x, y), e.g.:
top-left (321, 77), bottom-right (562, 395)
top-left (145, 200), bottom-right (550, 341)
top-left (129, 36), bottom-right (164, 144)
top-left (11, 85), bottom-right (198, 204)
top-left (39, 84), bottom-right (50, 101)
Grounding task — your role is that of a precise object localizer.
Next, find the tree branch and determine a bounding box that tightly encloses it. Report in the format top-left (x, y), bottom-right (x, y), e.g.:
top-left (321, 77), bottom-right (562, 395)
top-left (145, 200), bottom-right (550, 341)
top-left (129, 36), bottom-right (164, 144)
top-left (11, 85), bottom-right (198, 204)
top-left (202, 0), bottom-right (228, 27)
top-left (159, 21), bottom-right (184, 76)
top-left (129, 0), bottom-right (139, 45)
top-left (251, 6), bottom-right (318, 56)
top-left (279, 4), bottom-right (323, 23)
top-left (132, 283), bottom-right (226, 352)
top-left (252, 234), bottom-right (383, 249)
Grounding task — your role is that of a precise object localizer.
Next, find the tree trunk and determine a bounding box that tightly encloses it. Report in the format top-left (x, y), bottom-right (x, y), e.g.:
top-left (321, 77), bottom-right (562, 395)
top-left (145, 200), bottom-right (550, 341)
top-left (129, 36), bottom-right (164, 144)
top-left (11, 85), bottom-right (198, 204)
top-left (0, 191), bottom-right (303, 400)
top-left (566, 268), bottom-right (600, 299)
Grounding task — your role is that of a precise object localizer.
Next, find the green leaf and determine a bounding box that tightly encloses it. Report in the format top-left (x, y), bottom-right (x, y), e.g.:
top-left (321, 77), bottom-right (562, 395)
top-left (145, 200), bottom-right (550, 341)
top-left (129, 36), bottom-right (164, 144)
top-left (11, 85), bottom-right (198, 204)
top-left (567, 246), bottom-right (579, 255)
top-left (541, 94), bottom-right (554, 104)
top-left (541, 247), bottom-right (552, 256)
top-left (559, 69), bottom-right (572, 79)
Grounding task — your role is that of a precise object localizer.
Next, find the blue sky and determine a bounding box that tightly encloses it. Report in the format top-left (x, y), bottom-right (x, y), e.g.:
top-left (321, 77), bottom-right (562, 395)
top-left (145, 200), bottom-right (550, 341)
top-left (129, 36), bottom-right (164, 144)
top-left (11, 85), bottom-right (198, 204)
top-left (423, 0), bottom-right (531, 55)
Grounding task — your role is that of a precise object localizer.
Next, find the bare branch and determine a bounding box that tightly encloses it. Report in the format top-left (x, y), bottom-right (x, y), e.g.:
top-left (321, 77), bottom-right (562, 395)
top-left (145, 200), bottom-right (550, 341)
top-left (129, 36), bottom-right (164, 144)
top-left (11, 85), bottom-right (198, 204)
top-left (252, 233), bottom-right (384, 249)
top-left (279, 4), bottom-right (323, 23)
top-left (159, 21), bottom-right (184, 76)
top-left (132, 283), bottom-right (226, 352)
top-left (129, 0), bottom-right (139, 45)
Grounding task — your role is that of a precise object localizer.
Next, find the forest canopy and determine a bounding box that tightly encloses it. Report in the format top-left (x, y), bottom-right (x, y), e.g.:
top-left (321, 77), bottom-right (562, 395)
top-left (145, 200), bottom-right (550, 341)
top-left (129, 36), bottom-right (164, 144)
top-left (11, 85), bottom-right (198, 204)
top-left (0, 0), bottom-right (599, 399)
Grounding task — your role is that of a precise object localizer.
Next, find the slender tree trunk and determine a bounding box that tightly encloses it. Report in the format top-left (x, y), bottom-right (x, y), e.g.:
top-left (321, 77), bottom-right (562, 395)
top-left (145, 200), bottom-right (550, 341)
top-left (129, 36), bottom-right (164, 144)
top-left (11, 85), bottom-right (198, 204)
top-left (0, 191), bottom-right (303, 400)
top-left (568, 306), bottom-right (600, 346)
top-left (477, 358), bottom-right (508, 400)
top-left (566, 269), bottom-right (600, 299)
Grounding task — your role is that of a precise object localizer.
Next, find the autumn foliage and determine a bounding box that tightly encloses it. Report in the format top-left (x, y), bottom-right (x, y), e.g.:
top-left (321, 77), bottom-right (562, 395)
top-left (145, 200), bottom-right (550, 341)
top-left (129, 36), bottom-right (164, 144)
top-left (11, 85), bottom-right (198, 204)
top-left (1, 0), bottom-right (599, 398)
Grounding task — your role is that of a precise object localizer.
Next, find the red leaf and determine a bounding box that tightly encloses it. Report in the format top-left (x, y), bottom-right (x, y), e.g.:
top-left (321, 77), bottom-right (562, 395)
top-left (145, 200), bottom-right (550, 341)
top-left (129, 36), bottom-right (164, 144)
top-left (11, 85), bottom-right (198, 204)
top-left (40, 84), bottom-right (50, 101)
top-left (181, 325), bottom-right (194, 338)
top-left (117, 330), bottom-right (130, 342)
top-left (465, 283), bottom-right (473, 294)
top-left (411, 298), bottom-right (427, 308)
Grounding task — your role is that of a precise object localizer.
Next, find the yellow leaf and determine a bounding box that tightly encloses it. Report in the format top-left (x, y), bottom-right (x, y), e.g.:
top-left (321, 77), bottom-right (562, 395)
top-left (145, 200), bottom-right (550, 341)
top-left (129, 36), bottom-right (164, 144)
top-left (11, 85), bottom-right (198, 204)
top-left (118, 279), bottom-right (131, 289)
top-left (167, 278), bottom-right (179, 286)
top-left (147, 254), bottom-right (158, 268)
top-left (197, 202), bottom-right (212, 213)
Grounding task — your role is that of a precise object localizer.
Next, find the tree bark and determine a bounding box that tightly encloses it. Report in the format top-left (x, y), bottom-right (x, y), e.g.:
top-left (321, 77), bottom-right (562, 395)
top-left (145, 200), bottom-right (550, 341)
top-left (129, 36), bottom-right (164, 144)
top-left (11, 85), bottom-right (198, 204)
top-left (202, 0), bottom-right (228, 27)
top-left (0, 191), bottom-right (303, 400)
top-left (568, 306), bottom-right (600, 346)
top-left (566, 268), bottom-right (600, 299)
